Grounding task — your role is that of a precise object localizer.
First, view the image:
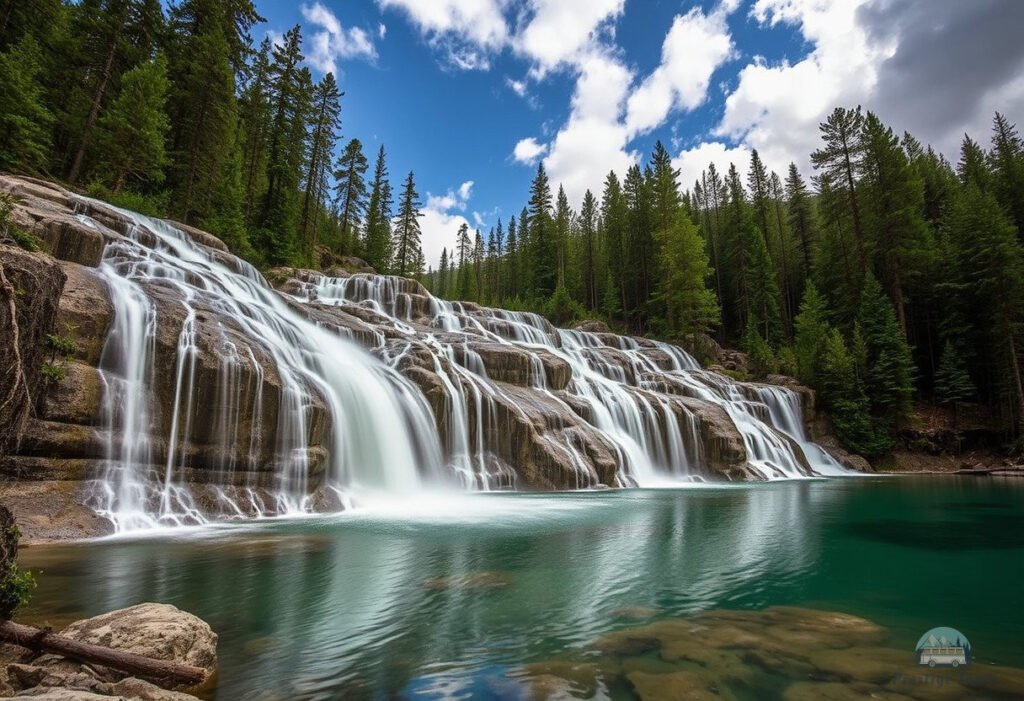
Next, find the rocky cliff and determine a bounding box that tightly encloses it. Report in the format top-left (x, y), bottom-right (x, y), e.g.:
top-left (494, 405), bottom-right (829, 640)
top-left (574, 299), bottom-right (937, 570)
top-left (0, 176), bottom-right (859, 540)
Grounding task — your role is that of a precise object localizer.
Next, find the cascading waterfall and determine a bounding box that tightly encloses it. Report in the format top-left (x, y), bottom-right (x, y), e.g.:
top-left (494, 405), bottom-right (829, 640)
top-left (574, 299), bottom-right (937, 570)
top-left (85, 206), bottom-right (446, 531)
top-left (81, 200), bottom-right (846, 531)
top-left (305, 273), bottom-right (845, 489)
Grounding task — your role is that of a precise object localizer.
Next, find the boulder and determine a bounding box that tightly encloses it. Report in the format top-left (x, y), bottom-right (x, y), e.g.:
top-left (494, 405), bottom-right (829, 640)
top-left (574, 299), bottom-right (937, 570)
top-left (36, 603), bottom-right (217, 690)
top-left (573, 320), bottom-right (610, 334)
top-left (469, 343), bottom-right (571, 390)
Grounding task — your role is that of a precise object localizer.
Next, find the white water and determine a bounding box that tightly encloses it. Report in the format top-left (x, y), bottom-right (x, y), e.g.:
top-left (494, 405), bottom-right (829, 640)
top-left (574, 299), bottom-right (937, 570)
top-left (305, 273), bottom-right (845, 487)
top-left (85, 206), bottom-right (445, 531)
top-left (80, 204), bottom-right (844, 532)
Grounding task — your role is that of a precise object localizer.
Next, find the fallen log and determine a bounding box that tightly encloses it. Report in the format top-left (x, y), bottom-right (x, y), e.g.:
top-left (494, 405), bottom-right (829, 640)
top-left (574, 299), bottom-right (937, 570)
top-left (0, 619), bottom-right (208, 688)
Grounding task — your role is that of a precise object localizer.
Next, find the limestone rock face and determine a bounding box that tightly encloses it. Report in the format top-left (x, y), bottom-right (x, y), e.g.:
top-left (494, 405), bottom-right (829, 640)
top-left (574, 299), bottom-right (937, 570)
top-left (0, 243), bottom-right (66, 456)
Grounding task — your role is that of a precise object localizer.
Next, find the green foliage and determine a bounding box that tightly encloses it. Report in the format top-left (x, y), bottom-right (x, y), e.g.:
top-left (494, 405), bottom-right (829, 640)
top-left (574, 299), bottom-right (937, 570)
top-left (818, 328), bottom-right (889, 457)
top-left (40, 361), bottom-right (67, 383)
top-left (94, 54), bottom-right (170, 192)
top-left (46, 333), bottom-right (78, 357)
top-left (0, 36), bottom-right (54, 171)
top-left (793, 283), bottom-right (830, 386)
top-left (0, 564), bottom-right (36, 619)
top-left (857, 274), bottom-right (915, 423)
top-left (743, 322), bottom-right (777, 377)
top-left (543, 284), bottom-right (584, 327)
top-left (0, 194), bottom-right (42, 251)
top-left (657, 211), bottom-right (719, 340)
top-left (85, 183), bottom-right (168, 219)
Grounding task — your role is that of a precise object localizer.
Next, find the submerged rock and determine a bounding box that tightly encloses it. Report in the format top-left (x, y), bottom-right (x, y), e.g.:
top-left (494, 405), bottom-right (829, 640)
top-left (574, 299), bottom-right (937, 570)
top-left (421, 571), bottom-right (511, 591)
top-left (520, 606), bottom-right (1024, 701)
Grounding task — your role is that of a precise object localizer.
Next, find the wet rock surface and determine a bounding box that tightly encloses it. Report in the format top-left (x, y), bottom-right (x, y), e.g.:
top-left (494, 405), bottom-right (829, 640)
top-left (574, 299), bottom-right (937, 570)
top-left (518, 606), bottom-right (1024, 701)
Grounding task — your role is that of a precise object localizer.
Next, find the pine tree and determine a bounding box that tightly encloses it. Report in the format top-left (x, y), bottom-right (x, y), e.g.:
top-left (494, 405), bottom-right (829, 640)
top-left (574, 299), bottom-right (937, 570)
top-left (362, 144), bottom-right (392, 272)
top-left (601, 171), bottom-right (628, 314)
top-left (239, 37), bottom-right (272, 227)
top-left (505, 215), bottom-right (519, 300)
top-left (579, 190), bottom-right (598, 310)
top-left (0, 36), bottom-right (55, 171)
top-left (793, 282), bottom-right (831, 387)
top-left (165, 0), bottom-right (260, 225)
top-left (554, 185), bottom-right (571, 285)
top-left (747, 149), bottom-right (772, 242)
top-left (300, 72), bottom-right (342, 254)
top-left (990, 112), bottom-right (1024, 237)
top-left (62, 0), bottom-right (164, 184)
top-left (818, 328), bottom-right (886, 456)
top-left (956, 135), bottom-right (992, 191)
top-left (438, 247), bottom-right (450, 297)
top-left (934, 341), bottom-right (975, 432)
top-left (658, 211), bottom-right (719, 340)
top-left (811, 106), bottom-right (866, 268)
top-left (456, 222), bottom-right (472, 299)
top-left (392, 171), bottom-right (422, 277)
top-left (861, 111), bottom-right (930, 333)
top-left (93, 54), bottom-right (169, 192)
top-left (334, 138), bottom-right (369, 256)
top-left (528, 163), bottom-right (556, 298)
top-left (944, 184), bottom-right (1024, 433)
top-left (858, 274), bottom-right (915, 423)
top-left (256, 26), bottom-right (309, 263)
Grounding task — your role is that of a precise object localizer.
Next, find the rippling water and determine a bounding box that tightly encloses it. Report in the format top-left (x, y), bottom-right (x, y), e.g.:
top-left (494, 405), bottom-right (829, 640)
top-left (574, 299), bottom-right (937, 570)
top-left (20, 477), bottom-right (1024, 699)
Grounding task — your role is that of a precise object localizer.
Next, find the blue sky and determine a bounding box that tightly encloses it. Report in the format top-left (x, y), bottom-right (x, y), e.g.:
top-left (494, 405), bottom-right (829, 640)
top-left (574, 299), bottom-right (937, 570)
top-left (253, 0), bottom-right (1024, 266)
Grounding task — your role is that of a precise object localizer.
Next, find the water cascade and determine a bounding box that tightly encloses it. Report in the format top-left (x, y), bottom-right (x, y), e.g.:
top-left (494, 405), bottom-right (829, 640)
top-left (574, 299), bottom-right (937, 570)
top-left (77, 204), bottom-right (844, 531)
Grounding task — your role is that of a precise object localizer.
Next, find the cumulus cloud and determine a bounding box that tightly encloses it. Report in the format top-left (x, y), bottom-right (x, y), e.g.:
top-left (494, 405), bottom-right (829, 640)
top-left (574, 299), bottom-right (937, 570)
top-left (301, 2), bottom-right (377, 75)
top-left (624, 5), bottom-right (735, 138)
top-left (378, 23), bottom-right (387, 39)
top-left (512, 137), bottom-right (547, 164)
top-left (377, 0), bottom-right (509, 70)
top-left (421, 180), bottom-right (476, 267)
top-left (672, 141), bottom-right (752, 193)
top-left (515, 0), bottom-right (624, 77)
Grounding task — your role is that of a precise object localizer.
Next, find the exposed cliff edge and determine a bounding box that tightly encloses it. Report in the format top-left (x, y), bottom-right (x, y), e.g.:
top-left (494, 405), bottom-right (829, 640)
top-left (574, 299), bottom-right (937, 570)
top-left (0, 175), bottom-right (864, 541)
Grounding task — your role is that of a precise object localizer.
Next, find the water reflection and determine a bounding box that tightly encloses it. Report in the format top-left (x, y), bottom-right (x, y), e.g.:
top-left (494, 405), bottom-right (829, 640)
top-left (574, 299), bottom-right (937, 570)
top-left (22, 484), bottom-right (856, 699)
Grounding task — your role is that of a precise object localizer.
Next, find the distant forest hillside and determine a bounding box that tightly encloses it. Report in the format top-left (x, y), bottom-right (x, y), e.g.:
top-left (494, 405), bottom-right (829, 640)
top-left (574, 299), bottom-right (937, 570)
top-left (1, 0), bottom-right (1023, 457)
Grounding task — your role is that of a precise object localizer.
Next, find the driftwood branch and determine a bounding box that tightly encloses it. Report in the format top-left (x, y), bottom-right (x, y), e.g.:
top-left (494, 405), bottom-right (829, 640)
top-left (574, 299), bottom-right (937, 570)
top-left (0, 619), bottom-right (208, 687)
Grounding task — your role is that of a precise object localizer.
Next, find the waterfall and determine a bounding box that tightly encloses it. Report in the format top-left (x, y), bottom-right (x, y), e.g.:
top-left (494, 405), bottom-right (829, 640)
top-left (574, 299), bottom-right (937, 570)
top-left (86, 207), bottom-right (445, 531)
top-left (304, 273), bottom-right (845, 487)
top-left (80, 202), bottom-right (845, 532)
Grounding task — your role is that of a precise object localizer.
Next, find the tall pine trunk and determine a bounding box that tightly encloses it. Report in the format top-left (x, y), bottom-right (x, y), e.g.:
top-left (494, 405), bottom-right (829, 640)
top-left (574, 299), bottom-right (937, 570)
top-left (68, 28), bottom-right (121, 184)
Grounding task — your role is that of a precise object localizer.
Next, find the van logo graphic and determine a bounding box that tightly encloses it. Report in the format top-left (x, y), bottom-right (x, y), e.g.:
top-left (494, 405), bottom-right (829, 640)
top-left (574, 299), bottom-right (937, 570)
top-left (916, 627), bottom-right (972, 668)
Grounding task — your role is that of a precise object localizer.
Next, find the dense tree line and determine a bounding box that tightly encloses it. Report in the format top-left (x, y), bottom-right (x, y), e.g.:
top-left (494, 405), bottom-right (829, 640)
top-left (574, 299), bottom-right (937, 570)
top-left (429, 111), bottom-right (1024, 456)
top-left (0, 0), bottom-right (422, 273)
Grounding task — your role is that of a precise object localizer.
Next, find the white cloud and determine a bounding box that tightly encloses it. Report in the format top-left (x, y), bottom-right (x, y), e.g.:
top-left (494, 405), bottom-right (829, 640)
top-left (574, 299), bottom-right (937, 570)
top-left (515, 0), bottom-right (624, 77)
top-left (378, 23), bottom-right (387, 39)
top-left (512, 137), bottom-right (547, 164)
top-left (377, 0), bottom-right (508, 70)
top-left (301, 2), bottom-right (377, 75)
top-left (542, 50), bottom-right (637, 203)
top-left (672, 141), bottom-right (751, 193)
top-left (506, 77), bottom-right (527, 97)
top-left (426, 181), bottom-right (474, 212)
top-left (624, 6), bottom-right (735, 138)
top-left (421, 180), bottom-right (476, 266)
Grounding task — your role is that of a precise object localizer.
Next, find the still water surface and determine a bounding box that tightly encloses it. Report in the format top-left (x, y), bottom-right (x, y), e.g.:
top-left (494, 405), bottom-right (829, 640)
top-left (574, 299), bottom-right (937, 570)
top-left (21, 477), bottom-right (1024, 699)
